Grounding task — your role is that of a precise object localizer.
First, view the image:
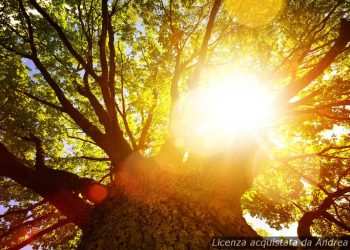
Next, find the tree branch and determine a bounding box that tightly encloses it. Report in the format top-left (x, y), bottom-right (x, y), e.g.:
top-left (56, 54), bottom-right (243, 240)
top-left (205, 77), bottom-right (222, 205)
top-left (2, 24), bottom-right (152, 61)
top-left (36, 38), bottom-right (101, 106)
top-left (63, 156), bottom-right (110, 162)
top-left (19, 91), bottom-right (64, 112)
top-left (282, 145), bottom-right (350, 161)
top-left (22, 134), bottom-right (45, 170)
top-left (32, 57), bottom-right (106, 148)
top-left (107, 8), bottom-right (117, 107)
top-left (28, 0), bottom-right (100, 82)
top-left (288, 99), bottom-right (350, 116)
top-left (99, 0), bottom-right (109, 81)
top-left (76, 84), bottom-right (110, 129)
top-left (138, 91), bottom-right (157, 149)
top-left (187, 0), bottom-right (222, 90)
top-left (96, 0), bottom-right (119, 125)
top-left (1, 212), bottom-right (53, 240)
top-left (323, 211), bottom-right (350, 232)
top-left (18, 0), bottom-right (114, 155)
top-left (0, 199), bottom-right (46, 220)
top-left (7, 219), bottom-right (69, 250)
top-left (0, 142), bottom-right (92, 229)
top-left (116, 105), bottom-right (137, 149)
top-left (67, 135), bottom-right (98, 146)
top-left (280, 161), bottom-right (329, 195)
top-left (276, 19), bottom-right (350, 106)
top-left (297, 186), bottom-right (350, 237)
top-left (285, 87), bottom-right (325, 110)
top-left (18, 0), bottom-right (37, 56)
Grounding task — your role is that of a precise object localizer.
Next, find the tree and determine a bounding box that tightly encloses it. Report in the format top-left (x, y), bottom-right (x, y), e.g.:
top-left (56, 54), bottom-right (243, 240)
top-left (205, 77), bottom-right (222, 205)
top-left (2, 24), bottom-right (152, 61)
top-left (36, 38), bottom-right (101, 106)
top-left (0, 0), bottom-right (350, 248)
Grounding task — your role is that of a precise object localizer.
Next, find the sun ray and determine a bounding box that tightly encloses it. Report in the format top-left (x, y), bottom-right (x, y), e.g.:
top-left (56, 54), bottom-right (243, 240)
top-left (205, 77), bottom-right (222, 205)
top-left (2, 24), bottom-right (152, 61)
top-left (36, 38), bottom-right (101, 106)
top-left (171, 71), bottom-right (276, 156)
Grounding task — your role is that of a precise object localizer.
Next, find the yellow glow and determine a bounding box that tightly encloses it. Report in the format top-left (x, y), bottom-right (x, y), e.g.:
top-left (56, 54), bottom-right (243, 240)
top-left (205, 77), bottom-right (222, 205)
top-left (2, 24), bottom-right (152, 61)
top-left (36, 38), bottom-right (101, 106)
top-left (171, 72), bottom-right (275, 155)
top-left (224, 0), bottom-right (284, 27)
top-left (321, 125), bottom-right (349, 141)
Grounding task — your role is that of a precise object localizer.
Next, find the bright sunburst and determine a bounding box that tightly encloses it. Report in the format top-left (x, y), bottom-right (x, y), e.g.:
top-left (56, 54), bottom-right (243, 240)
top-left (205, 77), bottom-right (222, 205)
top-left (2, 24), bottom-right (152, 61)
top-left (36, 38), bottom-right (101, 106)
top-left (171, 71), bottom-right (275, 155)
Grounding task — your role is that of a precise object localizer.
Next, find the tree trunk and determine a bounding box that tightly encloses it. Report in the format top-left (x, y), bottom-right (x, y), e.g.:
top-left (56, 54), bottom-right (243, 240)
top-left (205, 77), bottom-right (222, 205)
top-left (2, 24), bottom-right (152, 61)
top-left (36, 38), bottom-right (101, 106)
top-left (78, 141), bottom-right (260, 249)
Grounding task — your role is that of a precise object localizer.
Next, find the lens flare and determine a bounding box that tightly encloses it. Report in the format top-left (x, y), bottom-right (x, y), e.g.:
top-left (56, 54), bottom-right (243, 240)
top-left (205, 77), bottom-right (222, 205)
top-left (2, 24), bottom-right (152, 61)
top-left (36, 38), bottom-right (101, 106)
top-left (171, 72), bottom-right (275, 156)
top-left (86, 184), bottom-right (108, 203)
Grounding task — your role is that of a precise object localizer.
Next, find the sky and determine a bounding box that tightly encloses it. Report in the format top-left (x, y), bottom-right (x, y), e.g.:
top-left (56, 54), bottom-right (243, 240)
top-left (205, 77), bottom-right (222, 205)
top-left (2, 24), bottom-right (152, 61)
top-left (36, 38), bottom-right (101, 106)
top-left (245, 214), bottom-right (297, 237)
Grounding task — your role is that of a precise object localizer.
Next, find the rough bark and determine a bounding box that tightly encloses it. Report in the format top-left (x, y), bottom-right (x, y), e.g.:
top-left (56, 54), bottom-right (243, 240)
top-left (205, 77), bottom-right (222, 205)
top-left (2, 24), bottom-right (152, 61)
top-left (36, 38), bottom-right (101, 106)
top-left (78, 141), bottom-right (260, 249)
top-left (78, 192), bottom-right (257, 249)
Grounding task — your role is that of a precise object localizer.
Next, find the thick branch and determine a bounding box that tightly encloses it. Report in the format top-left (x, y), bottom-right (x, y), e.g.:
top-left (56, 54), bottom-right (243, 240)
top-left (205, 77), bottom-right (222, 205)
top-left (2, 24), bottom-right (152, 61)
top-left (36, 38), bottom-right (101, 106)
top-left (76, 84), bottom-right (110, 128)
top-left (138, 112), bottom-right (154, 150)
top-left (0, 142), bottom-right (92, 229)
top-left (99, 0), bottom-right (109, 81)
top-left (107, 9), bottom-right (117, 105)
top-left (97, 0), bottom-right (118, 123)
top-left (187, 0), bottom-right (222, 90)
top-left (297, 186), bottom-right (350, 237)
top-left (22, 134), bottom-right (45, 170)
top-left (138, 91), bottom-right (157, 149)
top-left (276, 19), bottom-right (350, 106)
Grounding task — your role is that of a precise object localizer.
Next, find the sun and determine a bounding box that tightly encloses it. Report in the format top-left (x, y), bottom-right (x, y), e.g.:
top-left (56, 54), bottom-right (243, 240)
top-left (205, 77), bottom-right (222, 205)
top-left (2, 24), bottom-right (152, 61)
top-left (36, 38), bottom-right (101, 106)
top-left (171, 71), bottom-right (275, 156)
